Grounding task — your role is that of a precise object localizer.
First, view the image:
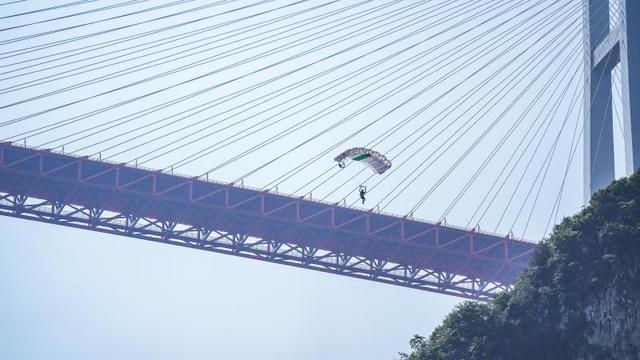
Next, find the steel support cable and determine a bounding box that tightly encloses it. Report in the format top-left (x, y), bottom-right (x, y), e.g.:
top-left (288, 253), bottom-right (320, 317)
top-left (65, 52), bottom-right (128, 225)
top-left (88, 0), bottom-right (491, 160)
top-left (361, 12), bottom-right (582, 210)
top-left (321, 0), bottom-right (577, 202)
top-left (14, 0), bottom-right (456, 149)
top-left (71, 19), bottom-right (424, 156)
top-left (466, 62), bottom-right (582, 228)
top-left (0, 0), bottom-right (196, 45)
top-left (492, 62), bottom-right (585, 233)
top-left (14, 1), bottom-right (422, 151)
top-left (355, 33), bottom-right (581, 210)
top-left (0, 0), bottom-right (326, 82)
top-left (440, 44), bottom-right (584, 221)
top-left (0, 0), bottom-right (438, 129)
top-left (469, 1), bottom-right (618, 227)
top-left (0, 0), bottom-right (99, 19)
top-left (0, 0), bottom-right (295, 72)
top-left (543, 98), bottom-right (586, 237)
top-left (474, 77), bottom-right (587, 230)
top-left (520, 73), bottom-right (585, 238)
top-left (300, 2), bottom-right (571, 199)
top-left (443, 50), bottom-right (584, 225)
top-left (2, 15), bottom-right (437, 145)
top-left (0, 0), bottom-right (426, 111)
top-left (406, 31), bottom-right (582, 216)
top-left (0, 1), bottom-right (27, 7)
top-left (108, 0), bottom-right (509, 167)
top-left (0, 0), bottom-right (151, 32)
top-left (612, 72), bottom-right (627, 138)
top-left (28, 0), bottom-right (408, 148)
top-left (193, 0), bottom-right (527, 180)
top-left (0, 0), bottom-right (340, 90)
top-left (0, 0), bottom-right (377, 96)
top-left (272, 0), bottom-right (568, 196)
top-left (137, 0), bottom-right (506, 170)
top-left (5, 6), bottom-right (340, 145)
top-left (372, 25), bottom-right (582, 212)
top-left (544, 125), bottom-right (584, 237)
top-left (230, 1), bottom-right (547, 185)
top-left (93, 19), bottom-right (435, 160)
top-left (514, 72), bottom-right (585, 237)
top-left (0, 0), bottom-right (272, 59)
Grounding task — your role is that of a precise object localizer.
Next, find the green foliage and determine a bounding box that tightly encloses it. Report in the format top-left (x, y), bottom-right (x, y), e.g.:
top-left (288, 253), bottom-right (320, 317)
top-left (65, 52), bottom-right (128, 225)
top-left (400, 171), bottom-right (640, 360)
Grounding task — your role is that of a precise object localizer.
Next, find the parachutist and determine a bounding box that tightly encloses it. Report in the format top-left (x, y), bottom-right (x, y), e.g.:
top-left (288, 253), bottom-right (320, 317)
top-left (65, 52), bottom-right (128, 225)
top-left (359, 185), bottom-right (367, 204)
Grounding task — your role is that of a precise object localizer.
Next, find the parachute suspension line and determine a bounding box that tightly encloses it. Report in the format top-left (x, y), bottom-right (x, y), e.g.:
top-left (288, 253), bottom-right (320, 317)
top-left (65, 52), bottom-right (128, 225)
top-left (226, 0), bottom-right (538, 184)
top-left (363, 5), bottom-right (582, 210)
top-left (439, 47), bottom-right (584, 224)
top-left (403, 27), bottom-right (582, 216)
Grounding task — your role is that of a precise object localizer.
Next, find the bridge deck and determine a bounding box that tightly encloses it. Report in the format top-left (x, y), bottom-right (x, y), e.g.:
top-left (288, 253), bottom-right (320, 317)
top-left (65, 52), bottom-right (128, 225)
top-left (0, 143), bottom-right (537, 300)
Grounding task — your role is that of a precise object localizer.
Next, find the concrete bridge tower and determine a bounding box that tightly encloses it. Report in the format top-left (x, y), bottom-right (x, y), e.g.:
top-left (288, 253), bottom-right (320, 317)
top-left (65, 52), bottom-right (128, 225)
top-left (584, 0), bottom-right (640, 199)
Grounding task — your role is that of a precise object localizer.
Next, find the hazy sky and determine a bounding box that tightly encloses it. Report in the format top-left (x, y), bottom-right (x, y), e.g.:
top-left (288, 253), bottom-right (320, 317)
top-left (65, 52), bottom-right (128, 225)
top-left (0, 0), bottom-right (628, 359)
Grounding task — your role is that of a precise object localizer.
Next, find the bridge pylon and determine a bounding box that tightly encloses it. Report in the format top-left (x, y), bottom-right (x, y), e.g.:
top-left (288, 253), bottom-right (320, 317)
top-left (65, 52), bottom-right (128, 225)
top-left (583, 0), bottom-right (640, 199)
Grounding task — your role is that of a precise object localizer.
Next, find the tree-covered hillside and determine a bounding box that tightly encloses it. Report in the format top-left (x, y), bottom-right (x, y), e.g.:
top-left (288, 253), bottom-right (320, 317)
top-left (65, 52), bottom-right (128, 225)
top-left (400, 171), bottom-right (640, 360)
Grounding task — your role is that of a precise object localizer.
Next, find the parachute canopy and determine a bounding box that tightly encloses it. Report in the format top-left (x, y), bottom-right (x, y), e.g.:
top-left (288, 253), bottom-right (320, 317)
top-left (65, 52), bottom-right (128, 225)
top-left (334, 147), bottom-right (391, 174)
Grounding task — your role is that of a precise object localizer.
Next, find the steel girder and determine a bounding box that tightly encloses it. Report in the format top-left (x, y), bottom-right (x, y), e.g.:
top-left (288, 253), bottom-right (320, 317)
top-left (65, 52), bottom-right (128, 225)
top-left (0, 143), bottom-right (537, 300)
top-left (0, 192), bottom-right (509, 300)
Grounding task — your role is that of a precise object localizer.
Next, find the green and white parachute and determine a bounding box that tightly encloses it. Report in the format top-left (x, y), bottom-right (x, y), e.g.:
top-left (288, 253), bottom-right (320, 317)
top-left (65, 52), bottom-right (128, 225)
top-left (334, 147), bottom-right (391, 174)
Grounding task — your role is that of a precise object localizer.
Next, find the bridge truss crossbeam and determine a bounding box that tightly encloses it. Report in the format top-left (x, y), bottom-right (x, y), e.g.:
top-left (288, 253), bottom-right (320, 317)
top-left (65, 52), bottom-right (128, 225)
top-left (0, 143), bottom-right (535, 300)
top-left (0, 192), bottom-right (507, 300)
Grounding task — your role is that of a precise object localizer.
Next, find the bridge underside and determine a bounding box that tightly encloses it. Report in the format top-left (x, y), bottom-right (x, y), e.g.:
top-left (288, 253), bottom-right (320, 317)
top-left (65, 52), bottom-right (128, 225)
top-left (0, 144), bottom-right (536, 300)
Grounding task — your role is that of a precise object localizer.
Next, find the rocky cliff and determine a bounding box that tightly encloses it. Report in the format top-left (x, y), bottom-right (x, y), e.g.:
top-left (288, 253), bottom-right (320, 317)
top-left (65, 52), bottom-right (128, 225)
top-left (400, 172), bottom-right (640, 360)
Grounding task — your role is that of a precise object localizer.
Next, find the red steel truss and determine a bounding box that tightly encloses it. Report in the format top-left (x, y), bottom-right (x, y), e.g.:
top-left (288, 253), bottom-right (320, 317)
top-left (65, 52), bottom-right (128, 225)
top-left (0, 143), bottom-right (537, 300)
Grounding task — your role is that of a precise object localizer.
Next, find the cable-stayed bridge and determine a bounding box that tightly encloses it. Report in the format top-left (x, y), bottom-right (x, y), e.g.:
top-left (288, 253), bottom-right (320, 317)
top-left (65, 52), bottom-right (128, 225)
top-left (0, 0), bottom-right (638, 300)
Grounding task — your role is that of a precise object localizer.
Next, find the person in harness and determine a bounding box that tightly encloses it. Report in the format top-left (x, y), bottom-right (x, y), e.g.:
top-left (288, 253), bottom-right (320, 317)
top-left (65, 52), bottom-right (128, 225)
top-left (359, 185), bottom-right (367, 204)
